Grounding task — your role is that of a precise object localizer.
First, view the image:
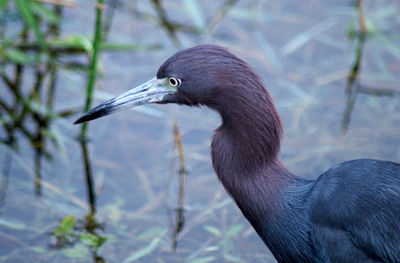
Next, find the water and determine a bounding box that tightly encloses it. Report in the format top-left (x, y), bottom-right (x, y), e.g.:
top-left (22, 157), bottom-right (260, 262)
top-left (0, 0), bottom-right (399, 262)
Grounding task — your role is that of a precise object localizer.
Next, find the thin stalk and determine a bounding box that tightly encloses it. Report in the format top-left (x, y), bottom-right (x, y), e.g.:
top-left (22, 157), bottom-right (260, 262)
top-left (341, 0), bottom-right (367, 133)
top-left (102, 0), bottom-right (118, 41)
top-left (80, 1), bottom-right (104, 138)
top-left (171, 121), bottom-right (186, 250)
top-left (356, 0), bottom-right (367, 34)
top-left (0, 149), bottom-right (12, 213)
top-left (35, 0), bottom-right (77, 8)
top-left (81, 140), bottom-right (96, 215)
top-left (174, 121), bottom-right (186, 211)
top-left (34, 139), bottom-right (42, 196)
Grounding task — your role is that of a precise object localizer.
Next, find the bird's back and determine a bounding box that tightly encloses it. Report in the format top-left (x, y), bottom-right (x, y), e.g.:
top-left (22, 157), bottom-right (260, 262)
top-left (309, 159), bottom-right (400, 262)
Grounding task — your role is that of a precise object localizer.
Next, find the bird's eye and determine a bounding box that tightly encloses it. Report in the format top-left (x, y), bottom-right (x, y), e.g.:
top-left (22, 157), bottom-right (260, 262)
top-left (168, 77), bottom-right (181, 87)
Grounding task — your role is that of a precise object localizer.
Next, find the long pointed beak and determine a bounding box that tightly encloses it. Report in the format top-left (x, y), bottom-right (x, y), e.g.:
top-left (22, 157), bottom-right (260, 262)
top-left (74, 77), bottom-right (176, 124)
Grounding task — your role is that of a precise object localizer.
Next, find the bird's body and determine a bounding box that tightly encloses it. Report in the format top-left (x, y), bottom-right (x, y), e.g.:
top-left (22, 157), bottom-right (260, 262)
top-left (220, 156), bottom-right (400, 262)
top-left (75, 45), bottom-right (400, 262)
top-left (310, 159), bottom-right (400, 262)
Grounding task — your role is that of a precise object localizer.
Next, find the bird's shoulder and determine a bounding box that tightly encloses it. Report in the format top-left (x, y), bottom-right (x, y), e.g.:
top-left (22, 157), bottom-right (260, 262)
top-left (308, 159), bottom-right (400, 215)
top-left (307, 159), bottom-right (400, 261)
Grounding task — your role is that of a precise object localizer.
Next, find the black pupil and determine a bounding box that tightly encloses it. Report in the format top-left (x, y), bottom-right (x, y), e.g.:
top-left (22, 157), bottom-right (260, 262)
top-left (170, 78), bottom-right (177, 86)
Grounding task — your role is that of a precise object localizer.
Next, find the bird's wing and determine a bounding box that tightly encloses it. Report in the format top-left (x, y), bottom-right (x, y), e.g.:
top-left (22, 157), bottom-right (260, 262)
top-left (308, 159), bottom-right (400, 262)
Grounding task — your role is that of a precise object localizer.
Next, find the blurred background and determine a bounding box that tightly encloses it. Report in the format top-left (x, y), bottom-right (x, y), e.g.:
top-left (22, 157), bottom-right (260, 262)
top-left (0, 0), bottom-right (399, 262)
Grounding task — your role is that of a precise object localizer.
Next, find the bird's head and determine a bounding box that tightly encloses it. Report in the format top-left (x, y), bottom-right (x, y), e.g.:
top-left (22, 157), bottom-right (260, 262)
top-left (74, 44), bottom-right (265, 124)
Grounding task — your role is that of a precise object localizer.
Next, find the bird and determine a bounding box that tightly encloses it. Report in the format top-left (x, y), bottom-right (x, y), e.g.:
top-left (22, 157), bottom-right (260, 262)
top-left (75, 44), bottom-right (400, 262)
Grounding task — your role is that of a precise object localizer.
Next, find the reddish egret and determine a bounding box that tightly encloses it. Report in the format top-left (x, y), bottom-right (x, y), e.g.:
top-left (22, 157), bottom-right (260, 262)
top-left (75, 45), bottom-right (400, 262)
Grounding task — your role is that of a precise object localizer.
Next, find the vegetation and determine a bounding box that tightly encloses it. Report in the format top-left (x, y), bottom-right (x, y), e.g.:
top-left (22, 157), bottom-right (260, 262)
top-left (0, 0), bottom-right (398, 262)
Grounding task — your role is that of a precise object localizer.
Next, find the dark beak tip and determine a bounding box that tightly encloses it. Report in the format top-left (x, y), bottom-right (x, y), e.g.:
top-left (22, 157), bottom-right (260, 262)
top-left (74, 115), bottom-right (90, 125)
top-left (73, 119), bottom-right (82, 125)
top-left (73, 107), bottom-right (111, 125)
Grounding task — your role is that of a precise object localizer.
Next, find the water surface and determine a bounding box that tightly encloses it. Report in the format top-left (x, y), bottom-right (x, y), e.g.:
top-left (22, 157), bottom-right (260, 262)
top-left (0, 0), bottom-right (399, 262)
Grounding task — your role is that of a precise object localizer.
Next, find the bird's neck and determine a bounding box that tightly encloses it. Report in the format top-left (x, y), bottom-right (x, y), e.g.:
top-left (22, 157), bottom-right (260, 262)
top-left (211, 114), bottom-right (293, 213)
top-left (211, 84), bottom-right (284, 180)
top-left (210, 89), bottom-right (314, 260)
top-left (210, 88), bottom-right (292, 213)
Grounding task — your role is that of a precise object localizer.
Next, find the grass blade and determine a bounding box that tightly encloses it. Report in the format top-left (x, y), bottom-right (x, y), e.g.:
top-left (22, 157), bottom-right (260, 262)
top-left (122, 230), bottom-right (167, 263)
top-left (281, 17), bottom-right (337, 56)
top-left (182, 0), bottom-right (206, 28)
top-left (80, 0), bottom-right (104, 138)
top-left (30, 1), bottom-right (60, 24)
top-left (15, 0), bottom-right (46, 50)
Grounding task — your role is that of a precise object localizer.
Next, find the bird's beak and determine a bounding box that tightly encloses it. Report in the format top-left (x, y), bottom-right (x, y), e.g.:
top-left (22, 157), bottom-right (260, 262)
top-left (74, 77), bottom-right (176, 124)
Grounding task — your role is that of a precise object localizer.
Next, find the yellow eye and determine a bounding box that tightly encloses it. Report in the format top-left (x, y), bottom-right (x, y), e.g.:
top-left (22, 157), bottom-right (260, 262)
top-left (168, 77), bottom-right (181, 87)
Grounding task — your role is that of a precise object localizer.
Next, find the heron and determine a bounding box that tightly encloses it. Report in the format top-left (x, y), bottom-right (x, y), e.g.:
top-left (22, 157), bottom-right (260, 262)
top-left (75, 45), bottom-right (400, 262)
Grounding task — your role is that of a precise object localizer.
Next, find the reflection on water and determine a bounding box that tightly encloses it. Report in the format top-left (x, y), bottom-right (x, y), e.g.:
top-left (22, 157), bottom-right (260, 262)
top-left (0, 3), bottom-right (74, 199)
top-left (0, 0), bottom-right (399, 262)
top-left (53, 140), bottom-right (106, 263)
